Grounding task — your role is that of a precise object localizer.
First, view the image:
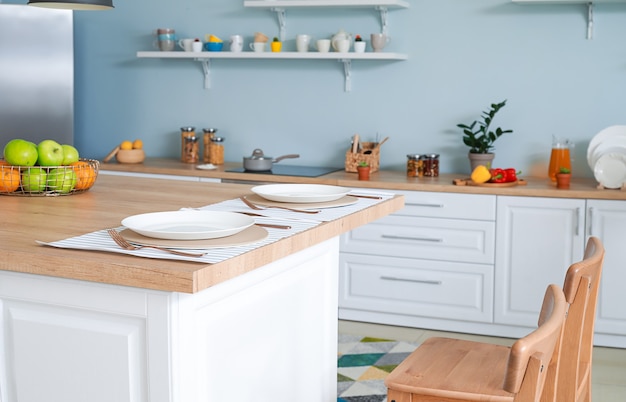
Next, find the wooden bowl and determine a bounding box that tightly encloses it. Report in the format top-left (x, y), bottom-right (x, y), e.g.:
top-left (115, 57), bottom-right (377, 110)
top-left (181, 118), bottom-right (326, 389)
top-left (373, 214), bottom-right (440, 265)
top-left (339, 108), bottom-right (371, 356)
top-left (116, 149), bottom-right (145, 164)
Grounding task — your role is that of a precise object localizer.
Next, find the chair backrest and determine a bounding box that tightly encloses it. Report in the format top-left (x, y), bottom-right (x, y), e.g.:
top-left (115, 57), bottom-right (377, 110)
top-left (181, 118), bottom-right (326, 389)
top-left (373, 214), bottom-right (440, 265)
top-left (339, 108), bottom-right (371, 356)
top-left (541, 236), bottom-right (605, 402)
top-left (503, 283), bottom-right (567, 401)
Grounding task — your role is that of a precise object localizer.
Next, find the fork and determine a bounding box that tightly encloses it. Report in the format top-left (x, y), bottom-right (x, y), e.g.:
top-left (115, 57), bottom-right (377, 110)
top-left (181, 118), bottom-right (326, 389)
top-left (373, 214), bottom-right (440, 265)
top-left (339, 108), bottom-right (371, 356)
top-left (107, 229), bottom-right (205, 258)
top-left (240, 196), bottom-right (320, 214)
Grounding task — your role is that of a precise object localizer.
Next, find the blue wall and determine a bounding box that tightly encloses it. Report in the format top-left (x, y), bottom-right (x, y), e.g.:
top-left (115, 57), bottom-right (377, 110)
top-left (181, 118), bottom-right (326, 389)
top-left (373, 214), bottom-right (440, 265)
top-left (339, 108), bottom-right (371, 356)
top-left (49, 1), bottom-right (626, 176)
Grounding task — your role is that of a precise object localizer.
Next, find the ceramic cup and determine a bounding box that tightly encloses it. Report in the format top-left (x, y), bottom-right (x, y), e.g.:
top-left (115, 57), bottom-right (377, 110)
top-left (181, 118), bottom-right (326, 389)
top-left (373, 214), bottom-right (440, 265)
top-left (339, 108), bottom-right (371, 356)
top-left (296, 34), bottom-right (312, 52)
top-left (335, 38), bottom-right (350, 53)
top-left (192, 41), bottom-right (203, 52)
top-left (178, 38), bottom-right (194, 52)
top-left (316, 39), bottom-right (331, 53)
top-left (353, 41), bottom-right (366, 53)
top-left (371, 33), bottom-right (389, 52)
top-left (250, 42), bottom-right (266, 52)
top-left (230, 35), bottom-right (244, 52)
top-left (157, 28), bottom-right (175, 35)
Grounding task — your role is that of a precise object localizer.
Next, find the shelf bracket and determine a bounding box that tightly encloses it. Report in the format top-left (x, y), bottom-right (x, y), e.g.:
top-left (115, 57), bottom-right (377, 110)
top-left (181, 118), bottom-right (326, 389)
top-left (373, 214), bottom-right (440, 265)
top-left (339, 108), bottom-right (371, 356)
top-left (196, 58), bottom-right (211, 90)
top-left (271, 7), bottom-right (287, 42)
top-left (375, 6), bottom-right (389, 35)
top-left (587, 2), bottom-right (594, 40)
top-left (340, 58), bottom-right (352, 92)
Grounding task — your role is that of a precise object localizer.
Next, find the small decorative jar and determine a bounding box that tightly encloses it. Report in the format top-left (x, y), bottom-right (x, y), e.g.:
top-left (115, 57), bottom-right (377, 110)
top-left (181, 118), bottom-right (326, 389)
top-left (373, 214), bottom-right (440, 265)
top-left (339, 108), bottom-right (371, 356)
top-left (421, 154), bottom-right (440, 177)
top-left (406, 154), bottom-right (423, 177)
top-left (180, 127), bottom-right (199, 163)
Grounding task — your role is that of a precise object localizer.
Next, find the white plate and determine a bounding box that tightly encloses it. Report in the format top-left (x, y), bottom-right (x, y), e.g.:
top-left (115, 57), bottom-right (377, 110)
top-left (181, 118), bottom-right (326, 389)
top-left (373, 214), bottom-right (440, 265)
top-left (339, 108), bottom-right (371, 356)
top-left (251, 184), bottom-right (350, 203)
top-left (587, 125), bottom-right (626, 169)
top-left (593, 153), bottom-right (626, 189)
top-left (121, 211), bottom-right (254, 240)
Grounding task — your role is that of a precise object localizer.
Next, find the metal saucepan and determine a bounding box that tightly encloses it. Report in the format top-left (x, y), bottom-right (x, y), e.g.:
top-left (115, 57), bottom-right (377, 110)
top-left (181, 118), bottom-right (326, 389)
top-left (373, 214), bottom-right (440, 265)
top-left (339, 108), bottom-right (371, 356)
top-left (243, 148), bottom-right (300, 171)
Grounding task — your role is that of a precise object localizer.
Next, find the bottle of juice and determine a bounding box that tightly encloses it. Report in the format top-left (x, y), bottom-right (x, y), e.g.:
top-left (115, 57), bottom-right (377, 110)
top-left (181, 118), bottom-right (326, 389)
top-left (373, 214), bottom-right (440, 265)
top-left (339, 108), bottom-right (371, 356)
top-left (548, 136), bottom-right (572, 181)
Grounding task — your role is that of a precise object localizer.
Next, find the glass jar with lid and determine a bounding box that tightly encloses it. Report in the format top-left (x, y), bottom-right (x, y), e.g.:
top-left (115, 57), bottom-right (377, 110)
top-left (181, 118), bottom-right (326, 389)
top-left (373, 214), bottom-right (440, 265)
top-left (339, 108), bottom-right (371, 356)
top-left (202, 128), bottom-right (218, 163)
top-left (421, 154), bottom-right (440, 177)
top-left (180, 127), bottom-right (199, 163)
top-left (406, 154), bottom-right (423, 177)
top-left (208, 136), bottom-right (225, 165)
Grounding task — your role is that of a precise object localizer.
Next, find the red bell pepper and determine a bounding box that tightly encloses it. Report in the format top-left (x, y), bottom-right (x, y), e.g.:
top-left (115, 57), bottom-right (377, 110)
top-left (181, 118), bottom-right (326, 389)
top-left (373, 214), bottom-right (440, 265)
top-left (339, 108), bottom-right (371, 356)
top-left (504, 168), bottom-right (517, 183)
top-left (489, 168), bottom-right (506, 183)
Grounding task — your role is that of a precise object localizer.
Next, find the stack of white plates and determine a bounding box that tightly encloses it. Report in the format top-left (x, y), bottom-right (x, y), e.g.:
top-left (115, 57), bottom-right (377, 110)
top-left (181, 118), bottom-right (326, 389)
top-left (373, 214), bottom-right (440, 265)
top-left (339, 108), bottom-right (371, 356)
top-left (587, 125), bottom-right (626, 189)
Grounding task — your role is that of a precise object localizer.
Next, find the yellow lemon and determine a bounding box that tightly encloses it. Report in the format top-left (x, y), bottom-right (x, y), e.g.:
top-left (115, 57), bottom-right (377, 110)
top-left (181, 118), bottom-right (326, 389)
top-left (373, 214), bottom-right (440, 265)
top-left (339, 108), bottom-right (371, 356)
top-left (120, 140), bottom-right (133, 150)
top-left (208, 34), bottom-right (222, 43)
top-left (132, 139), bottom-right (143, 149)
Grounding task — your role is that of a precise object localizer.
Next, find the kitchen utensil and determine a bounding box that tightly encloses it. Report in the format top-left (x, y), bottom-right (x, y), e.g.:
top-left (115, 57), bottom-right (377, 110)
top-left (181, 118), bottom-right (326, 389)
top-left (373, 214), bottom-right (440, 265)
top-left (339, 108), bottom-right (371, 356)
top-left (242, 148), bottom-right (299, 171)
top-left (240, 196), bottom-right (320, 214)
top-left (255, 223), bottom-right (291, 229)
top-left (352, 134), bottom-right (360, 153)
top-left (107, 229), bottom-right (205, 257)
top-left (349, 194), bottom-right (382, 200)
top-left (331, 29), bottom-right (352, 51)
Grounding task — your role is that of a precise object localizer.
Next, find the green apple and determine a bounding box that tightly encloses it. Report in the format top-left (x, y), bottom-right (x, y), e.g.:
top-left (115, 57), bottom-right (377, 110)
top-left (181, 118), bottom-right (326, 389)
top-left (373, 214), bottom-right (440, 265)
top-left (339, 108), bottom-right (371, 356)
top-left (61, 144), bottom-right (80, 165)
top-left (47, 168), bottom-right (76, 194)
top-left (37, 139), bottom-right (64, 166)
top-left (21, 167), bottom-right (48, 193)
top-left (3, 139), bottom-right (38, 166)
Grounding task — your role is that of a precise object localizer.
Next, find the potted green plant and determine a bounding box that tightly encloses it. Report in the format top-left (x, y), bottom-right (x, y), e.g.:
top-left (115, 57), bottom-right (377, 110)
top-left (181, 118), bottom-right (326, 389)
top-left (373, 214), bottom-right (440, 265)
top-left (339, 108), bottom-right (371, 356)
top-left (270, 37), bottom-right (282, 52)
top-left (457, 100), bottom-right (513, 172)
top-left (555, 166), bottom-right (571, 189)
top-left (357, 161), bottom-right (370, 180)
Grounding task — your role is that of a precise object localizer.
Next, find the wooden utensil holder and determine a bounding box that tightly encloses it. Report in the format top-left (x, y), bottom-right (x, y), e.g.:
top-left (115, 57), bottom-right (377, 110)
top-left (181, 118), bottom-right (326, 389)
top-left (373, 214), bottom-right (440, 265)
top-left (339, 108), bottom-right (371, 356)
top-left (345, 142), bottom-right (380, 173)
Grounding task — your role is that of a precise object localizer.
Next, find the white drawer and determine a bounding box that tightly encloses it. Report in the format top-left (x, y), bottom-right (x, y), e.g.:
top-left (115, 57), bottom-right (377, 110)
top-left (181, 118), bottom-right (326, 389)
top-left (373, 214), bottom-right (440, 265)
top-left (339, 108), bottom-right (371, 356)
top-left (339, 254), bottom-right (493, 323)
top-left (394, 191), bottom-right (496, 221)
top-left (340, 215), bottom-right (495, 264)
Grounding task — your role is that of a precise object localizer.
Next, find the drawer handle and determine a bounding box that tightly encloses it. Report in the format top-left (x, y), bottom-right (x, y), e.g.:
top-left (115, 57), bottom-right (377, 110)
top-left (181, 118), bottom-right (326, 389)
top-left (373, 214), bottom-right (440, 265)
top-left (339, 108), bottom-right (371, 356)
top-left (381, 276), bottom-right (442, 285)
top-left (406, 202), bottom-right (444, 208)
top-left (381, 234), bottom-right (443, 243)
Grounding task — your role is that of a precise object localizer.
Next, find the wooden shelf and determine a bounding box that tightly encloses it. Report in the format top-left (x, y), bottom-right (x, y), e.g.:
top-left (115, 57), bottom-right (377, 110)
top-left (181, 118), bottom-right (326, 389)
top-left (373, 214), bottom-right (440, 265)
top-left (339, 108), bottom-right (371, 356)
top-left (137, 51), bottom-right (408, 91)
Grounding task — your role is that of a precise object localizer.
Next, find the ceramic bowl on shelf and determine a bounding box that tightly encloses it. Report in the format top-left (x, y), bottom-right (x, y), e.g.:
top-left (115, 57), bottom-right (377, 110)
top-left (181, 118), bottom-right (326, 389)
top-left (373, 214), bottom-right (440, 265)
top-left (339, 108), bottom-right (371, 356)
top-left (205, 42), bottom-right (224, 52)
top-left (116, 149), bottom-right (145, 164)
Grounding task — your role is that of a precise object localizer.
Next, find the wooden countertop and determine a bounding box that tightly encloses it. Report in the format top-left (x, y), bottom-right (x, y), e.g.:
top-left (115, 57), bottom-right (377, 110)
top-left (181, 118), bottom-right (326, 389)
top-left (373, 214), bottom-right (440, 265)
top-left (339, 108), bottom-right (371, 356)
top-left (101, 158), bottom-right (626, 200)
top-left (0, 175), bottom-right (403, 294)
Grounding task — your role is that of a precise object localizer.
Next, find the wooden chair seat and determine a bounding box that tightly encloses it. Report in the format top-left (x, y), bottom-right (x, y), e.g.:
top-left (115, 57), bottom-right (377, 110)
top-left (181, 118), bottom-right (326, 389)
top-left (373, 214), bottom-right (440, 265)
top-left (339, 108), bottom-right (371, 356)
top-left (385, 284), bottom-right (567, 402)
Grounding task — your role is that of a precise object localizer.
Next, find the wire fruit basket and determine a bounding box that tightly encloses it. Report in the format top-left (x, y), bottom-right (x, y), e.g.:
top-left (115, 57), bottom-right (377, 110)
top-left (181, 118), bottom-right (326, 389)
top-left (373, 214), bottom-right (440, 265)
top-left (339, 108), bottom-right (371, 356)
top-left (0, 158), bottom-right (100, 196)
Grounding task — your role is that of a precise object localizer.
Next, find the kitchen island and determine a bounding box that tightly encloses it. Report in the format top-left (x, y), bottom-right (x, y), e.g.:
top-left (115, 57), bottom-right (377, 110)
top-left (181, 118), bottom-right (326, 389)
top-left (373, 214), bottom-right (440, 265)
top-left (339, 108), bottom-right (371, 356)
top-left (0, 175), bottom-right (403, 402)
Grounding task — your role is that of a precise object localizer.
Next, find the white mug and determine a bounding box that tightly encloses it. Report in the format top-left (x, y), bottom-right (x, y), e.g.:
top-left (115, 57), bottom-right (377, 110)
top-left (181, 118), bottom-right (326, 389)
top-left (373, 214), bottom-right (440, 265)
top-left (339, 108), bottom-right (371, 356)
top-left (230, 35), bottom-right (243, 52)
top-left (335, 39), bottom-right (350, 53)
top-left (296, 34), bottom-right (312, 52)
top-left (316, 39), bottom-right (331, 53)
top-left (178, 38), bottom-right (194, 52)
top-left (191, 40), bottom-right (203, 52)
top-left (250, 42), bottom-right (266, 52)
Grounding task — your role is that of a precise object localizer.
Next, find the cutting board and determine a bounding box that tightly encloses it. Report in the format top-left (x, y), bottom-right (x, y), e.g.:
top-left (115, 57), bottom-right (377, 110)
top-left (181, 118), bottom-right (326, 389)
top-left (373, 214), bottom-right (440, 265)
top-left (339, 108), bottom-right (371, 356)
top-left (453, 178), bottom-right (527, 187)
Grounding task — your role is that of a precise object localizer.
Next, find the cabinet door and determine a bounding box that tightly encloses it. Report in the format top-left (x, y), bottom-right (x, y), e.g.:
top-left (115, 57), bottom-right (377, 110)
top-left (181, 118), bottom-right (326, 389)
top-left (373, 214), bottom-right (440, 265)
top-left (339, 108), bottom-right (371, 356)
top-left (587, 199), bottom-right (626, 335)
top-left (495, 196), bottom-right (585, 327)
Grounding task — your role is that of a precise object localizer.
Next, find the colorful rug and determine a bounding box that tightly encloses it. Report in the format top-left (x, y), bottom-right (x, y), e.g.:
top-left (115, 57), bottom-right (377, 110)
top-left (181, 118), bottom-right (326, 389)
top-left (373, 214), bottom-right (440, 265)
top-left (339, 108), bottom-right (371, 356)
top-left (337, 335), bottom-right (420, 402)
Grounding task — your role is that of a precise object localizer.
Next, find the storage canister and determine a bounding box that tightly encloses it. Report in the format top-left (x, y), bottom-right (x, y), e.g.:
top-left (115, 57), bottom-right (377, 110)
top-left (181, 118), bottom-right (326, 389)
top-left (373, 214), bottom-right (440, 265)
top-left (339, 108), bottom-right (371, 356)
top-left (202, 128), bottom-right (218, 163)
top-left (208, 136), bottom-right (225, 165)
top-left (421, 154), bottom-right (439, 177)
top-left (406, 154), bottom-right (423, 177)
top-left (181, 127), bottom-right (199, 163)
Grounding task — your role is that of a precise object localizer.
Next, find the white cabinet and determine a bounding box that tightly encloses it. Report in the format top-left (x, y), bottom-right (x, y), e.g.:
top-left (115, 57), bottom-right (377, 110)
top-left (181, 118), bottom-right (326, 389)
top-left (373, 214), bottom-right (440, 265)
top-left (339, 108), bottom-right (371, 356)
top-left (587, 199), bottom-right (626, 338)
top-left (494, 196), bottom-right (585, 328)
top-left (339, 190), bottom-right (497, 330)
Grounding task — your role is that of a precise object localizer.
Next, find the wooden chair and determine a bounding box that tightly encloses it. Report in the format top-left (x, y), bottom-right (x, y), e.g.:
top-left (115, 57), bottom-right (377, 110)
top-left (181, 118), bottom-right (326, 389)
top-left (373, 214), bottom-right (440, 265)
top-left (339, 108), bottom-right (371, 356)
top-left (385, 283), bottom-right (567, 402)
top-left (541, 236), bottom-right (605, 402)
